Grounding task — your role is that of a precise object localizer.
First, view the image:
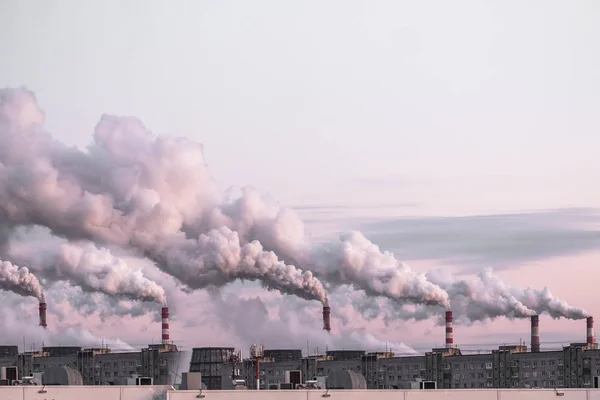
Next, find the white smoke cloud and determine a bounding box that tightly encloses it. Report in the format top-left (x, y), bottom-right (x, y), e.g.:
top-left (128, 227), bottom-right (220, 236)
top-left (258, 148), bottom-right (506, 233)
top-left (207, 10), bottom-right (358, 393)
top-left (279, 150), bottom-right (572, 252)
top-left (4, 227), bottom-right (167, 304)
top-left (0, 86), bottom-right (590, 354)
top-left (352, 267), bottom-right (589, 325)
top-left (0, 259), bottom-right (44, 301)
top-left (0, 87), bottom-right (448, 310)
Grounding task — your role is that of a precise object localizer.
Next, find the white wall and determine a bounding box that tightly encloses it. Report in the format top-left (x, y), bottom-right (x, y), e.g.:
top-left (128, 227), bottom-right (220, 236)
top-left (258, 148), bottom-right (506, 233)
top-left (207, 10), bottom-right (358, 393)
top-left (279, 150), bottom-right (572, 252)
top-left (2, 387), bottom-right (600, 400)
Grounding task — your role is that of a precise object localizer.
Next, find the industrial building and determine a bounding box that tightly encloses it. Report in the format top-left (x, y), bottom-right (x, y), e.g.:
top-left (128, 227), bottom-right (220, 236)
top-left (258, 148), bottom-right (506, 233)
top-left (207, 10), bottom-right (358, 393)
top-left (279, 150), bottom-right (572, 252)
top-left (0, 305), bottom-right (183, 386)
top-left (186, 313), bottom-right (600, 390)
top-left (0, 343), bottom-right (183, 386)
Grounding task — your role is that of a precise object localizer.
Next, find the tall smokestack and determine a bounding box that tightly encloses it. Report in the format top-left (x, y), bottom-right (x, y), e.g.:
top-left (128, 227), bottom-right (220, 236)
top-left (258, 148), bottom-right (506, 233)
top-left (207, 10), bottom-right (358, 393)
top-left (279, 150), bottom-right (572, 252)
top-left (531, 315), bottom-right (540, 352)
top-left (161, 307), bottom-right (170, 344)
top-left (445, 310), bottom-right (453, 348)
top-left (322, 306), bottom-right (331, 332)
top-left (587, 317), bottom-right (594, 345)
top-left (38, 302), bottom-right (47, 328)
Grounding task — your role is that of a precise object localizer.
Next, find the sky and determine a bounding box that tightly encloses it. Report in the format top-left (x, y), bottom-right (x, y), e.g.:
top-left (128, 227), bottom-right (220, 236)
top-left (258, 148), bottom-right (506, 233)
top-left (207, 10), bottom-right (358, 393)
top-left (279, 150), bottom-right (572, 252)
top-left (1, 0), bottom-right (599, 356)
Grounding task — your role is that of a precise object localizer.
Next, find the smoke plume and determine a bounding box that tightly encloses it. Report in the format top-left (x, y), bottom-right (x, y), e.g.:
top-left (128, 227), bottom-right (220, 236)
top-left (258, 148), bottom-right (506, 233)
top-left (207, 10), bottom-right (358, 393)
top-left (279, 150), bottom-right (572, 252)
top-left (0, 87), bottom-right (588, 327)
top-left (4, 230), bottom-right (167, 304)
top-left (0, 87), bottom-right (443, 308)
top-left (352, 267), bottom-right (589, 325)
top-left (0, 259), bottom-right (44, 301)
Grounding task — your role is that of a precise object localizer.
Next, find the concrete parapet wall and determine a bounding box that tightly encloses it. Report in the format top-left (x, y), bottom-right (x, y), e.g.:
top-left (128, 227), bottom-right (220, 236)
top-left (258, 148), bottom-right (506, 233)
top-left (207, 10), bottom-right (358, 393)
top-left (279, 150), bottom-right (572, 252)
top-left (1, 386), bottom-right (600, 400)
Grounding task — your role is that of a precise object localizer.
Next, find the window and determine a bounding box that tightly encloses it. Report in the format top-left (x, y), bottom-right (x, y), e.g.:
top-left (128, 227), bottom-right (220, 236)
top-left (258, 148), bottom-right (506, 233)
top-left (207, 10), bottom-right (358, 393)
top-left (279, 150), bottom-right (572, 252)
top-left (533, 361), bottom-right (538, 368)
top-left (524, 372), bottom-right (530, 377)
top-left (486, 363), bottom-right (492, 369)
top-left (533, 371), bottom-right (537, 377)
top-left (550, 360), bottom-right (555, 366)
top-left (541, 361), bottom-right (546, 367)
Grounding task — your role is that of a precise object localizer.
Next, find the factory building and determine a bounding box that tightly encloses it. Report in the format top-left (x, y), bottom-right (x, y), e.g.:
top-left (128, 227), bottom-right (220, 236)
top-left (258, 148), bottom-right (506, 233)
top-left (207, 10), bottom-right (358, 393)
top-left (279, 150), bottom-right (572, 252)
top-left (186, 314), bottom-right (600, 390)
top-left (0, 305), bottom-right (183, 386)
top-left (189, 347), bottom-right (237, 389)
top-left (186, 343), bottom-right (600, 390)
top-left (0, 344), bottom-right (182, 385)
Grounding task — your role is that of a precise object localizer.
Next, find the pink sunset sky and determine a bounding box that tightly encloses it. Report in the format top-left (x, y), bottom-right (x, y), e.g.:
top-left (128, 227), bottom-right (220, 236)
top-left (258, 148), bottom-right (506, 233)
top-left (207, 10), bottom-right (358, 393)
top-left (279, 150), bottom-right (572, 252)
top-left (1, 0), bottom-right (599, 356)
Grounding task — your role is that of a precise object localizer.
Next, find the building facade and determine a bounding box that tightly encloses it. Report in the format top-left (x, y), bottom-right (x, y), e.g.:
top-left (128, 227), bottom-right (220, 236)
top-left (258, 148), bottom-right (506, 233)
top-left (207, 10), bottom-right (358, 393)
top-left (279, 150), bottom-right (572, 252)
top-left (0, 344), bottom-right (182, 385)
top-left (187, 344), bottom-right (600, 390)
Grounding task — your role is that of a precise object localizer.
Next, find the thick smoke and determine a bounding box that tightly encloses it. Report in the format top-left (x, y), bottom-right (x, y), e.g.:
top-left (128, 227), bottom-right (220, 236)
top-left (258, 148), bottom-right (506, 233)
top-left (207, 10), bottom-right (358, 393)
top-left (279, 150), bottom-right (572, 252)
top-left (4, 230), bottom-right (167, 304)
top-left (0, 259), bottom-right (44, 301)
top-left (0, 87), bottom-right (438, 308)
top-left (150, 226), bottom-right (327, 304)
top-left (0, 87), bottom-right (588, 326)
top-left (430, 268), bottom-right (589, 322)
top-left (351, 268), bottom-right (589, 325)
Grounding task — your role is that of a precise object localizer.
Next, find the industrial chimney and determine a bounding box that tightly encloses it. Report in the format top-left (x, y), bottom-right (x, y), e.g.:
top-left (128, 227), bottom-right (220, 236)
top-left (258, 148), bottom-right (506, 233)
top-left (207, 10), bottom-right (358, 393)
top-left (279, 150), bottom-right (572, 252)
top-left (587, 317), bottom-right (594, 345)
top-left (161, 307), bottom-right (170, 345)
top-left (445, 311), bottom-right (454, 348)
top-left (322, 306), bottom-right (331, 332)
top-left (38, 302), bottom-right (47, 328)
top-left (530, 315), bottom-right (540, 352)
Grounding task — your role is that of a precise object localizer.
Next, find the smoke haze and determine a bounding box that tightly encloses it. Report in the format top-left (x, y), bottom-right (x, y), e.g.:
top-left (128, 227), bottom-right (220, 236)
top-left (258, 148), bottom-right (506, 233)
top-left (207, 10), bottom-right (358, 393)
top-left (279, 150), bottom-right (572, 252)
top-left (0, 87), bottom-right (590, 352)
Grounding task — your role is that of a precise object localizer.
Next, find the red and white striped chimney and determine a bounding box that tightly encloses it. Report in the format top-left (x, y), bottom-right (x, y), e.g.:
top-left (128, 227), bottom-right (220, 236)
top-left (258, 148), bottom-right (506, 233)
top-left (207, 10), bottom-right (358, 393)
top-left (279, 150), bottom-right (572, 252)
top-left (445, 311), bottom-right (453, 348)
top-left (161, 307), bottom-right (170, 345)
top-left (531, 315), bottom-right (540, 352)
top-left (39, 302), bottom-right (47, 329)
top-left (587, 317), bottom-right (594, 345)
